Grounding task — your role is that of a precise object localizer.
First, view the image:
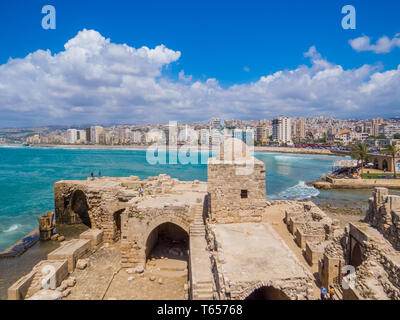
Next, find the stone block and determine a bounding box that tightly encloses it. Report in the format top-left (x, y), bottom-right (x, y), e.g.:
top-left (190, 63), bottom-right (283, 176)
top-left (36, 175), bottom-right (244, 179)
top-left (48, 239), bottom-right (91, 272)
top-left (80, 229), bottom-right (104, 248)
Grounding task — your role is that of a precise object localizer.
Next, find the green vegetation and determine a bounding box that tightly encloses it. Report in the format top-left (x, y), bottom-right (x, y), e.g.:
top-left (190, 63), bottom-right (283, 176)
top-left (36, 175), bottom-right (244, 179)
top-left (368, 135), bottom-right (386, 140)
top-left (350, 142), bottom-right (369, 175)
top-left (394, 133), bottom-right (400, 139)
top-left (361, 173), bottom-right (397, 179)
top-left (314, 137), bottom-right (327, 143)
top-left (384, 144), bottom-right (400, 179)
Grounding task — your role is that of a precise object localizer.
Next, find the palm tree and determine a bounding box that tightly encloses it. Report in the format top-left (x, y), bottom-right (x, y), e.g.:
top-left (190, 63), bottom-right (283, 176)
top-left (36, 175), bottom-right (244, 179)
top-left (350, 143), bottom-right (369, 175)
top-left (384, 144), bottom-right (399, 178)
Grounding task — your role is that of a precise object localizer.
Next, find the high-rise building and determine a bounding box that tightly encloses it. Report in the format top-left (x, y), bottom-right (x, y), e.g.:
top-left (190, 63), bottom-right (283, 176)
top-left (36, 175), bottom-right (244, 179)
top-left (86, 127), bottom-right (92, 143)
top-left (67, 129), bottom-right (78, 144)
top-left (296, 118), bottom-right (306, 139)
top-left (372, 118), bottom-right (384, 137)
top-left (272, 116), bottom-right (292, 144)
top-left (90, 126), bottom-right (104, 144)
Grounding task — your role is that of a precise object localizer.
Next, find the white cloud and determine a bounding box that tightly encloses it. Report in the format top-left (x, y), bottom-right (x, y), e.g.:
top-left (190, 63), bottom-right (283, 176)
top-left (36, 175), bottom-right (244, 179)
top-left (349, 34), bottom-right (400, 54)
top-left (0, 29), bottom-right (400, 127)
top-left (178, 70), bottom-right (192, 82)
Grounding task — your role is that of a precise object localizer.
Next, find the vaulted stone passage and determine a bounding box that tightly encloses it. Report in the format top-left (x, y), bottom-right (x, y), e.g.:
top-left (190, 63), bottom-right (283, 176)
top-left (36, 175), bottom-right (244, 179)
top-left (145, 222), bottom-right (189, 262)
top-left (350, 242), bottom-right (363, 268)
top-left (244, 286), bottom-right (290, 300)
top-left (70, 190), bottom-right (91, 228)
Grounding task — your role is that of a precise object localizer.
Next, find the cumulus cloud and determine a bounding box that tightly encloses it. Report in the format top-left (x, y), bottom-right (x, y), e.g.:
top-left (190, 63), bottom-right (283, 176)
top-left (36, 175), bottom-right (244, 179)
top-left (0, 29), bottom-right (400, 127)
top-left (349, 34), bottom-right (400, 54)
top-left (178, 70), bottom-right (192, 82)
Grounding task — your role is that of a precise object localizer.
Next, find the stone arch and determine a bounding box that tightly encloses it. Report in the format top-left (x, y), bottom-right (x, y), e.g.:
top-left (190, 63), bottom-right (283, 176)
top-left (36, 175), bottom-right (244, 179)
top-left (245, 286), bottom-right (290, 300)
top-left (70, 189), bottom-right (91, 228)
top-left (144, 221), bottom-right (189, 260)
top-left (240, 282), bottom-right (290, 300)
top-left (350, 242), bottom-right (363, 268)
top-left (143, 216), bottom-right (190, 259)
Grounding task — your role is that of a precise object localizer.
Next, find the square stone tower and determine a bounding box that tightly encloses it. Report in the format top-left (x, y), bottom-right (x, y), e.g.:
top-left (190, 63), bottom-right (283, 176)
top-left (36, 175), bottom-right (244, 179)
top-left (207, 138), bottom-right (266, 223)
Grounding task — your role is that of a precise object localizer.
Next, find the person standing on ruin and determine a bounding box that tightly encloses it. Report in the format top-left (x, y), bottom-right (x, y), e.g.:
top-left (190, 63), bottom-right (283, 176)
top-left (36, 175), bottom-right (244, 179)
top-left (328, 286), bottom-right (335, 300)
top-left (321, 287), bottom-right (327, 300)
top-left (138, 186), bottom-right (144, 197)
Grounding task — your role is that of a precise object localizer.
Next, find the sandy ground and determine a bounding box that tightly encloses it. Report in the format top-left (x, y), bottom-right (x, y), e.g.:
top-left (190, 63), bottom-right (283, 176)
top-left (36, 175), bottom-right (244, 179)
top-left (64, 240), bottom-right (189, 300)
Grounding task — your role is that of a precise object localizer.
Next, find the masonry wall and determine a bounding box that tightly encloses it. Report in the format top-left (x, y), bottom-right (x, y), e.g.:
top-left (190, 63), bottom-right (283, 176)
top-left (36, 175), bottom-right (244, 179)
top-left (365, 187), bottom-right (400, 250)
top-left (207, 159), bottom-right (266, 224)
top-left (121, 205), bottom-right (195, 268)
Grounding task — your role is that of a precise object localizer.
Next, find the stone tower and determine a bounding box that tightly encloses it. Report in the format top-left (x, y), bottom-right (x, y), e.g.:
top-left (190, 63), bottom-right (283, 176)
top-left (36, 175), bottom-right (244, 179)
top-left (207, 138), bottom-right (266, 223)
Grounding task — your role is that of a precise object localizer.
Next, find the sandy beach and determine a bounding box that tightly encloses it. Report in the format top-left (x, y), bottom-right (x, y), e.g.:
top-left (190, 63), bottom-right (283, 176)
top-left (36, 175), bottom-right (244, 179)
top-left (33, 144), bottom-right (345, 156)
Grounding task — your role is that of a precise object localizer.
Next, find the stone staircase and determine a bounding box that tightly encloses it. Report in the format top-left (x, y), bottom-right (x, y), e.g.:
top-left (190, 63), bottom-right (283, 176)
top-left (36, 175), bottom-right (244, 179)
top-left (189, 206), bottom-right (215, 300)
top-left (192, 280), bottom-right (214, 300)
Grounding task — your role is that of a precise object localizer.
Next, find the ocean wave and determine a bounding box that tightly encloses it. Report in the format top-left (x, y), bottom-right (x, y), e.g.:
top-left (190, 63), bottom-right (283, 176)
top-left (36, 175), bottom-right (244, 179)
top-left (1, 224), bottom-right (20, 233)
top-left (274, 155), bottom-right (313, 162)
top-left (278, 181), bottom-right (320, 200)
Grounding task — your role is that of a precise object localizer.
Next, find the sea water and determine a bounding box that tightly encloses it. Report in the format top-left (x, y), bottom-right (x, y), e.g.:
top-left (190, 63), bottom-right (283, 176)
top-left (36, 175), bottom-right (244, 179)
top-left (0, 145), bottom-right (359, 251)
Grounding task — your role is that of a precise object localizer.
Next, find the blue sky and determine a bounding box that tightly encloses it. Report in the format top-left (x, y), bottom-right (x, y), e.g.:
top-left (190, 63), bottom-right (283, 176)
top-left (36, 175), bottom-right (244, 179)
top-left (0, 0), bottom-right (399, 127)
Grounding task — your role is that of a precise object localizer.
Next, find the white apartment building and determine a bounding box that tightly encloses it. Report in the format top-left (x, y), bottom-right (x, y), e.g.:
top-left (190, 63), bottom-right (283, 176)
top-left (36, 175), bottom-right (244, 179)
top-left (67, 129), bottom-right (78, 144)
top-left (272, 116), bottom-right (292, 144)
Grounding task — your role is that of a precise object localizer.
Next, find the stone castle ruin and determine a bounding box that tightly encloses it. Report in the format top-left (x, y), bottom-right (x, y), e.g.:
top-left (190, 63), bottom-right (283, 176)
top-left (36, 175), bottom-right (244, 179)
top-left (8, 138), bottom-right (400, 300)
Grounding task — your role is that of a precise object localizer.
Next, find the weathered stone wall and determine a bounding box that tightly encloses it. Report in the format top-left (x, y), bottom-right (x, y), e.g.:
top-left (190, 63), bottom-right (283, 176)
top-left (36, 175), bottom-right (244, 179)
top-left (365, 187), bottom-right (400, 250)
top-left (54, 180), bottom-right (128, 243)
top-left (207, 139), bottom-right (266, 224)
top-left (121, 204), bottom-right (196, 268)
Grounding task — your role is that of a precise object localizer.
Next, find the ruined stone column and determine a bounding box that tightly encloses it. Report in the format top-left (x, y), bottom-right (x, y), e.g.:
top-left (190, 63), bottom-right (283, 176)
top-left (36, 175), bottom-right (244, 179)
top-left (38, 211), bottom-right (55, 241)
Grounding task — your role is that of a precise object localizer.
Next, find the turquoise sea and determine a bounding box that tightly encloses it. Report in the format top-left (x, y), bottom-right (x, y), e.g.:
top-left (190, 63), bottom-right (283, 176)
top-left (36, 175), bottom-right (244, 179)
top-left (0, 145), bottom-right (362, 251)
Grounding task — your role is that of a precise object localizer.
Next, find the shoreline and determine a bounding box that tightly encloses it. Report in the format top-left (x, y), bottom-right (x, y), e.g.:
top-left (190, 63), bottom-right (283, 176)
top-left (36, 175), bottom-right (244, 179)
top-left (313, 178), bottom-right (400, 190)
top-left (8, 144), bottom-right (347, 157)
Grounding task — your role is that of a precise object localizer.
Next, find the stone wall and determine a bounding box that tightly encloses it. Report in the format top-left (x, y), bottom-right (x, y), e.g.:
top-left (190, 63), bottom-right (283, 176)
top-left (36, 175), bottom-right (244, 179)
top-left (207, 138), bottom-right (266, 224)
top-left (365, 187), bottom-right (400, 250)
top-left (120, 201), bottom-right (200, 268)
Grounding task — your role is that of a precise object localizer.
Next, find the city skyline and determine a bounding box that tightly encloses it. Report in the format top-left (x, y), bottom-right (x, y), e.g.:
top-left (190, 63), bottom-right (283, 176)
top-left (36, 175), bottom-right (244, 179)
top-left (1, 1), bottom-right (400, 127)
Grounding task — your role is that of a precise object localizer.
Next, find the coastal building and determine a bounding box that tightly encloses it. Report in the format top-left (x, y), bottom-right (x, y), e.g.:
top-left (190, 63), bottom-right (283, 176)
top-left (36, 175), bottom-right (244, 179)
top-left (90, 126), bottom-right (104, 144)
top-left (272, 116), bottom-right (292, 145)
top-left (67, 129), bottom-right (78, 144)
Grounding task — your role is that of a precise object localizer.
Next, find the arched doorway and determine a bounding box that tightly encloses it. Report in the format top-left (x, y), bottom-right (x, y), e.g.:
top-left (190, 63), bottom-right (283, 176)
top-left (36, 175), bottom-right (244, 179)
top-left (245, 286), bottom-right (290, 300)
top-left (382, 159), bottom-right (388, 171)
top-left (396, 160), bottom-right (400, 172)
top-left (350, 243), bottom-right (363, 268)
top-left (145, 222), bottom-right (189, 261)
top-left (70, 190), bottom-right (91, 228)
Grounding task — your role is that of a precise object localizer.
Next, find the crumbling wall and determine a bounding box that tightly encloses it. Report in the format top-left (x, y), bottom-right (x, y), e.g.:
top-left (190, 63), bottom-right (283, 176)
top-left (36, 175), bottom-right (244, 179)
top-left (121, 204), bottom-right (194, 268)
top-left (365, 187), bottom-right (400, 250)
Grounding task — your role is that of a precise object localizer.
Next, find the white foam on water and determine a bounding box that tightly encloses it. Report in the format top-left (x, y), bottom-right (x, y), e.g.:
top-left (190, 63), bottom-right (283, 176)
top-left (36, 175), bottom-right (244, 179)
top-left (278, 181), bottom-right (320, 200)
top-left (2, 224), bottom-right (19, 233)
top-left (274, 155), bottom-right (313, 162)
